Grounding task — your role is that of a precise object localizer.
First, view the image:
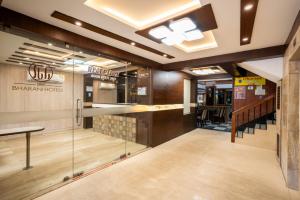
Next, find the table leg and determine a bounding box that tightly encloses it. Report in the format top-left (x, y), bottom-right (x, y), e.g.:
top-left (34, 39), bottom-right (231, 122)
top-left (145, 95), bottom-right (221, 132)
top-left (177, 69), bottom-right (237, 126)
top-left (23, 132), bottom-right (32, 170)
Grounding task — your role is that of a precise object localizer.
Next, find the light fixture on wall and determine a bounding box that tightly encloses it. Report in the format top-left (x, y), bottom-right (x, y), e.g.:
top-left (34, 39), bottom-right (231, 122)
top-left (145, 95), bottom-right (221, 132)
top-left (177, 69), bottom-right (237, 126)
top-left (148, 17), bottom-right (203, 46)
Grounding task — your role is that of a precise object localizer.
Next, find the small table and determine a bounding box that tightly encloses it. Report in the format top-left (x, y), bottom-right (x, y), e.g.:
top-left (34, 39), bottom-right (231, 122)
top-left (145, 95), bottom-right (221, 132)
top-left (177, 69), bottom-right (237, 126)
top-left (0, 126), bottom-right (45, 170)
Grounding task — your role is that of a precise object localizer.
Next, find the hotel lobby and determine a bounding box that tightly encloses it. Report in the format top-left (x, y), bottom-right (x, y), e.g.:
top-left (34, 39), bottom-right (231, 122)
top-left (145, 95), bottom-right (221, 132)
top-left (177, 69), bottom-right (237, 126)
top-left (0, 0), bottom-right (299, 199)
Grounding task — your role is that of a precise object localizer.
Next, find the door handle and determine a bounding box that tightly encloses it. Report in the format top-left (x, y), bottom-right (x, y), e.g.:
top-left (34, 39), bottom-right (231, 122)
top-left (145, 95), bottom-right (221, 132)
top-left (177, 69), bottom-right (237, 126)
top-left (76, 99), bottom-right (83, 126)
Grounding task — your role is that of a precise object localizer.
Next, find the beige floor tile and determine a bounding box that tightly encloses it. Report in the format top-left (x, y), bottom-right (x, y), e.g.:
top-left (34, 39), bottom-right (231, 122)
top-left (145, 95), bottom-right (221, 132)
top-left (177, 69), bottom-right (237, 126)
top-left (36, 129), bottom-right (299, 200)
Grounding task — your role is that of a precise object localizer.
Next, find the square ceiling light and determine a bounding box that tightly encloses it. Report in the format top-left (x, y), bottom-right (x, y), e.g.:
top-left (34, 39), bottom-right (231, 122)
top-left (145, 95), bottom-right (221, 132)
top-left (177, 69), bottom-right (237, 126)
top-left (183, 29), bottom-right (204, 41)
top-left (169, 17), bottom-right (196, 33)
top-left (148, 17), bottom-right (203, 46)
top-left (149, 26), bottom-right (172, 39)
top-left (162, 32), bottom-right (185, 46)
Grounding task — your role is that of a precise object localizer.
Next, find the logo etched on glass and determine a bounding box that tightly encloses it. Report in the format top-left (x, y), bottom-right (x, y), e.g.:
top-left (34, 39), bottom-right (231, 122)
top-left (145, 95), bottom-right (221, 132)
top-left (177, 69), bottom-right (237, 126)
top-left (28, 63), bottom-right (54, 82)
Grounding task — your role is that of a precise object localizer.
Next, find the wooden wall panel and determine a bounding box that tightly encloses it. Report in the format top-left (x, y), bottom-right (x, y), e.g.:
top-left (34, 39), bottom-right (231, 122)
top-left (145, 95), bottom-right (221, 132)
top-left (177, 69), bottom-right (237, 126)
top-left (152, 69), bottom-right (196, 105)
top-left (150, 69), bottom-right (197, 147)
top-left (151, 109), bottom-right (196, 147)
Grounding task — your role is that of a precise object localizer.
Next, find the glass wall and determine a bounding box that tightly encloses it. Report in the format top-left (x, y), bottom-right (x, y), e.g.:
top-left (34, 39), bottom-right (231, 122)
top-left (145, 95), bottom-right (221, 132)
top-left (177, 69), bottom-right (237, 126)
top-left (0, 29), bottom-right (150, 200)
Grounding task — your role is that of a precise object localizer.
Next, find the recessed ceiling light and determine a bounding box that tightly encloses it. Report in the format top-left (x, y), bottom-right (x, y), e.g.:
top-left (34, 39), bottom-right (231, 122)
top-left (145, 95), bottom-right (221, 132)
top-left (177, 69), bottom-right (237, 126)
top-left (169, 17), bottom-right (196, 33)
top-left (242, 37), bottom-right (249, 42)
top-left (75, 21), bottom-right (82, 26)
top-left (149, 26), bottom-right (172, 39)
top-left (79, 51), bottom-right (83, 54)
top-left (48, 43), bottom-right (53, 46)
top-left (244, 3), bottom-right (254, 11)
top-left (25, 57), bottom-right (30, 60)
top-left (130, 42), bottom-right (136, 46)
top-left (183, 29), bottom-right (204, 41)
top-left (163, 54), bottom-right (168, 57)
top-left (162, 32), bottom-right (184, 46)
top-left (192, 68), bottom-right (215, 75)
top-left (19, 62), bottom-right (23, 65)
top-left (52, 62), bottom-right (56, 65)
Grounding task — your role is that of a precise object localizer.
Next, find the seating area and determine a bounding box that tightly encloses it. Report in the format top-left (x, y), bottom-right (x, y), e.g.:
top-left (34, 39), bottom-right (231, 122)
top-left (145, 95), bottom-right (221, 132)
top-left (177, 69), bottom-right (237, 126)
top-left (196, 106), bottom-right (231, 131)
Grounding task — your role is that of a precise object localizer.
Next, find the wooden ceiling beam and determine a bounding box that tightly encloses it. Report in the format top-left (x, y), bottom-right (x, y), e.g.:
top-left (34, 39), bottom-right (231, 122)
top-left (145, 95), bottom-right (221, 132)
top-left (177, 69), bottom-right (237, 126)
top-left (240, 0), bottom-right (259, 45)
top-left (161, 45), bottom-right (287, 71)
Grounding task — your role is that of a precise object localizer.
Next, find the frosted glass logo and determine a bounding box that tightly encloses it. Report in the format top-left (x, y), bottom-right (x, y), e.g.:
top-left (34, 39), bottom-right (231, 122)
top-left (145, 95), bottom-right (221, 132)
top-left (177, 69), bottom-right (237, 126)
top-left (28, 63), bottom-right (54, 82)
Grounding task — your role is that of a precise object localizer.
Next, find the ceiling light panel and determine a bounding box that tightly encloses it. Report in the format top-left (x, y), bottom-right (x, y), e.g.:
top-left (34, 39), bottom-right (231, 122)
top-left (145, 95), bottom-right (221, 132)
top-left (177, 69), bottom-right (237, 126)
top-left (183, 29), bottom-right (204, 41)
top-left (162, 32), bottom-right (185, 46)
top-left (148, 17), bottom-right (204, 46)
top-left (149, 26), bottom-right (172, 39)
top-left (191, 66), bottom-right (226, 76)
top-left (169, 17), bottom-right (196, 33)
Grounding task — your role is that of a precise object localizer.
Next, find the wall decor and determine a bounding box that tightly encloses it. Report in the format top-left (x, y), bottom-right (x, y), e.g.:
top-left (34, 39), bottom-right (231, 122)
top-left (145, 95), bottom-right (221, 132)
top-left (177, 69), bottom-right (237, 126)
top-left (255, 85), bottom-right (266, 96)
top-left (234, 86), bottom-right (246, 99)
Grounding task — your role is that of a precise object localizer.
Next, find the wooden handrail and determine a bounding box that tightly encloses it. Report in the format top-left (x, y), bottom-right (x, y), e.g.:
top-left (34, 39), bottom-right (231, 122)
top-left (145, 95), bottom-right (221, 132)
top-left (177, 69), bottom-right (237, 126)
top-left (231, 94), bottom-right (276, 143)
top-left (233, 95), bottom-right (275, 114)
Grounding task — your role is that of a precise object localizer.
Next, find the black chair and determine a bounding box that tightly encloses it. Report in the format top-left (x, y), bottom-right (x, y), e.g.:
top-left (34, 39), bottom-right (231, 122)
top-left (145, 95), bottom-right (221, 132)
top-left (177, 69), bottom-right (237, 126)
top-left (197, 109), bottom-right (207, 127)
top-left (212, 108), bottom-right (225, 123)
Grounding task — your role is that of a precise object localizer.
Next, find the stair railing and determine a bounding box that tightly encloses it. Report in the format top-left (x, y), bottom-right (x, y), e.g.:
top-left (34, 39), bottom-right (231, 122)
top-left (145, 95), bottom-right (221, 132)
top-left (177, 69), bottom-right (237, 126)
top-left (231, 95), bottom-right (275, 142)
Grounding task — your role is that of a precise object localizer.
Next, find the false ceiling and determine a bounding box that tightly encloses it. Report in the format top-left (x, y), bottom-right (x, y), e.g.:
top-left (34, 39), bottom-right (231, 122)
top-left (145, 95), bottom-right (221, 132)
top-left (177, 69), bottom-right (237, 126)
top-left (0, 31), bottom-right (127, 74)
top-left (84, 0), bottom-right (202, 29)
top-left (2, 0), bottom-right (299, 64)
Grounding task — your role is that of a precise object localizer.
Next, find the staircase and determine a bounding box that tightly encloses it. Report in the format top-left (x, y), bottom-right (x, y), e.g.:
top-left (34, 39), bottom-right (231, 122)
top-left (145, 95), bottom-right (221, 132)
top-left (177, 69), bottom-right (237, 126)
top-left (231, 95), bottom-right (276, 143)
top-left (235, 123), bottom-right (277, 151)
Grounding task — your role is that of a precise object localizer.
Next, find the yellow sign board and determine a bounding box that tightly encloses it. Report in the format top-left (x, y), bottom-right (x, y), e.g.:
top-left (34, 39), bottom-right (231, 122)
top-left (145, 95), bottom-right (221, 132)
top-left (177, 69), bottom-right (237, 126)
top-left (235, 76), bottom-right (266, 86)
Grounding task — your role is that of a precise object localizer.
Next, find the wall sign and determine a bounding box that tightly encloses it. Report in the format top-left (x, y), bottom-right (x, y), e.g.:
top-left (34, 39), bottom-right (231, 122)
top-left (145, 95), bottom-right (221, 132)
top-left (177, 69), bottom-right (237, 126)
top-left (28, 63), bottom-right (54, 82)
top-left (10, 63), bottom-right (63, 92)
top-left (234, 86), bottom-right (246, 99)
top-left (88, 65), bottom-right (119, 82)
top-left (137, 87), bottom-right (147, 96)
top-left (255, 85), bottom-right (266, 96)
top-left (235, 76), bottom-right (266, 86)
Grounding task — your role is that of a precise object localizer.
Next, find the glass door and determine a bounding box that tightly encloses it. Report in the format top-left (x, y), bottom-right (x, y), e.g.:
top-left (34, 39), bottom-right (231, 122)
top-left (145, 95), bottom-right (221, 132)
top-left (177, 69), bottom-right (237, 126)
top-left (71, 48), bottom-right (150, 175)
top-left (0, 30), bottom-right (75, 200)
top-left (71, 49), bottom-right (128, 175)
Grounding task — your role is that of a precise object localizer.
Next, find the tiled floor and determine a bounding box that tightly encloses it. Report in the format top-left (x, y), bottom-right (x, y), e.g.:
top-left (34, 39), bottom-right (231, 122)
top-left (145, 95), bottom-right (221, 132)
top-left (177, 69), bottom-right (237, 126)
top-left (0, 129), bottom-right (145, 200)
top-left (36, 129), bottom-right (300, 200)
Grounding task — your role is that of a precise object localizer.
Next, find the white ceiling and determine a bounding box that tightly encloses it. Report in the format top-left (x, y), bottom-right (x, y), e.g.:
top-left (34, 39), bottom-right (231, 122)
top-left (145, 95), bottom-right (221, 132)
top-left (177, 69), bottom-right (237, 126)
top-left (2, 0), bottom-right (299, 64)
top-left (239, 57), bottom-right (283, 83)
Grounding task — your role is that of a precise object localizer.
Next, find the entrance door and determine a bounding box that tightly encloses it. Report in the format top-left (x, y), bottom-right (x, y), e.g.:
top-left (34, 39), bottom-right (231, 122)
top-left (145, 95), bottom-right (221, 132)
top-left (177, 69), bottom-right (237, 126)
top-left (0, 30), bottom-right (76, 200)
top-left (71, 48), bottom-right (149, 176)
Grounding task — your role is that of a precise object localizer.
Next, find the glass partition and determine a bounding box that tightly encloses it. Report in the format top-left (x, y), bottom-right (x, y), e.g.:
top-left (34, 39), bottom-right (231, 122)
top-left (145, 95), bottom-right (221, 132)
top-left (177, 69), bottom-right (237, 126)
top-left (0, 27), bottom-right (150, 200)
top-left (0, 30), bottom-right (75, 200)
top-left (71, 47), bottom-right (149, 175)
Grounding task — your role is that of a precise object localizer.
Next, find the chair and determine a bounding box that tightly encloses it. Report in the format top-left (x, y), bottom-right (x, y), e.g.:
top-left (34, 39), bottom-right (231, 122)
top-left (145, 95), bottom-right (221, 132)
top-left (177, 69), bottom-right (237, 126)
top-left (212, 108), bottom-right (225, 123)
top-left (198, 109), bottom-right (207, 127)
